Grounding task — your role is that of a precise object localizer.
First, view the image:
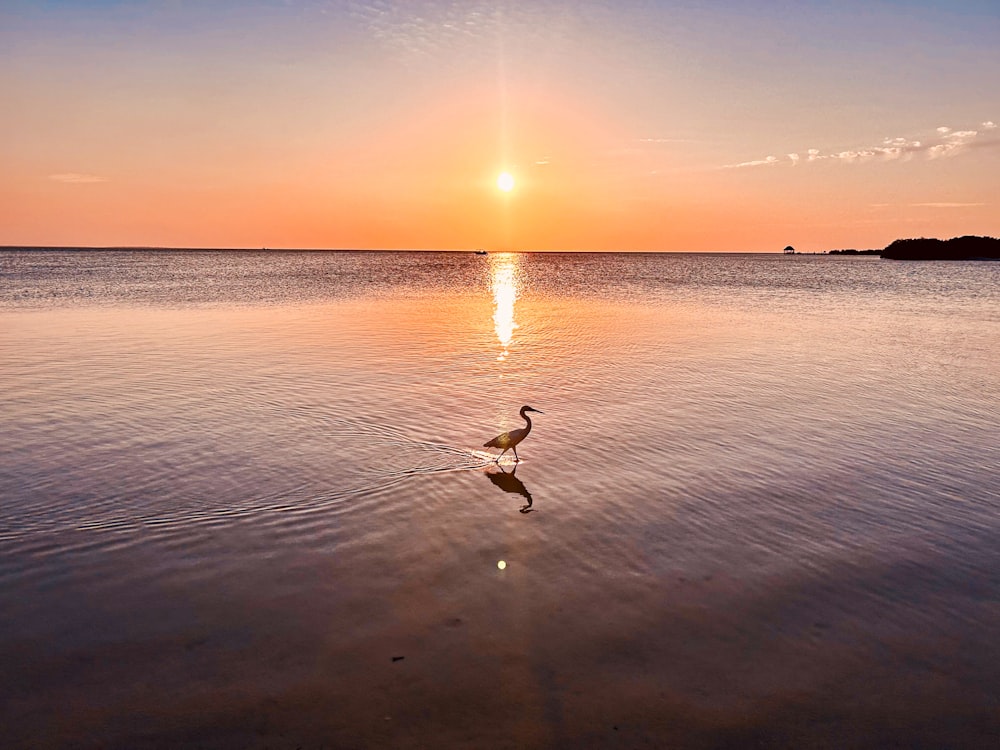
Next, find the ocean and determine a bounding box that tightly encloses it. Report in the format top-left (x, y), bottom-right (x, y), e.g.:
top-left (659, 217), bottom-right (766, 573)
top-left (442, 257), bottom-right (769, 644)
top-left (1, 249), bottom-right (998, 748)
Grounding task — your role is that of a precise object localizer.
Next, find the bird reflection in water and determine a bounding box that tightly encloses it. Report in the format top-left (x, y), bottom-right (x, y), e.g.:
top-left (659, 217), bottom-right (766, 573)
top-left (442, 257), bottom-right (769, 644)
top-left (489, 253), bottom-right (520, 361)
top-left (485, 464), bottom-right (534, 513)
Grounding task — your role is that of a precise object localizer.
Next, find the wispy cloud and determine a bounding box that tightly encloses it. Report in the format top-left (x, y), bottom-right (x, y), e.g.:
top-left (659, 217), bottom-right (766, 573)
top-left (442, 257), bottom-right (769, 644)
top-left (911, 202), bottom-right (986, 208)
top-left (636, 137), bottom-right (700, 144)
top-left (927, 128), bottom-right (979, 158)
top-left (49, 173), bottom-right (107, 184)
top-left (348, 1), bottom-right (522, 59)
top-left (722, 121), bottom-right (994, 169)
top-left (722, 155), bottom-right (779, 169)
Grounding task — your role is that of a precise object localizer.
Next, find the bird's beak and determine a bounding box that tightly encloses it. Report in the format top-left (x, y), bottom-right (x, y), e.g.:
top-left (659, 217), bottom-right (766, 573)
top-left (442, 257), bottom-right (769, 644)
top-left (534, 408), bottom-right (544, 414)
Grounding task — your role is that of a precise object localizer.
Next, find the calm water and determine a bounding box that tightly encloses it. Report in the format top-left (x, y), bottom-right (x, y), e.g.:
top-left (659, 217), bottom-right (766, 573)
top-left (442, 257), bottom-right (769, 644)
top-left (2, 249), bottom-right (998, 748)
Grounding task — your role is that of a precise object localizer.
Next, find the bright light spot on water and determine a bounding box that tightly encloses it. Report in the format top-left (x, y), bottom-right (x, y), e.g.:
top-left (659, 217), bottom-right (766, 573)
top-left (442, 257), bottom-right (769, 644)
top-left (497, 560), bottom-right (507, 570)
top-left (490, 255), bottom-right (519, 355)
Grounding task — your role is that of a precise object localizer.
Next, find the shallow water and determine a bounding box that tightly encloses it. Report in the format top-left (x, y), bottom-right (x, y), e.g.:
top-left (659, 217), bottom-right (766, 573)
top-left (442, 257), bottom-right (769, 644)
top-left (2, 249), bottom-right (998, 748)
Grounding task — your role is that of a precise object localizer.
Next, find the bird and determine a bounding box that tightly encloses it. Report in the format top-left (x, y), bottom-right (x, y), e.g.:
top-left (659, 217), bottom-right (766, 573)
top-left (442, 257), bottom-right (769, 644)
top-left (483, 405), bottom-right (543, 463)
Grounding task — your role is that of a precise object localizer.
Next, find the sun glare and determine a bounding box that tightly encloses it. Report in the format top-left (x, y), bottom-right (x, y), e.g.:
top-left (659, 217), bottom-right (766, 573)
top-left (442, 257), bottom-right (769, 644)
top-left (497, 172), bottom-right (515, 192)
top-left (490, 254), bottom-right (519, 360)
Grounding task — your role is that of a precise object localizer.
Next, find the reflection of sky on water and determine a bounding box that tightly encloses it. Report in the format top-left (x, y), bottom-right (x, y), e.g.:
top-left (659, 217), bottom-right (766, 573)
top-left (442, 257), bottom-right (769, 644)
top-left (4, 251), bottom-right (1000, 748)
top-left (489, 253), bottom-right (520, 361)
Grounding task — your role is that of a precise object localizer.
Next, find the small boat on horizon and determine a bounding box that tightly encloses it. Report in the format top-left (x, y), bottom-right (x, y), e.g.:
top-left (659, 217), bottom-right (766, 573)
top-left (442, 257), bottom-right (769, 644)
top-left (474, 249), bottom-right (488, 255)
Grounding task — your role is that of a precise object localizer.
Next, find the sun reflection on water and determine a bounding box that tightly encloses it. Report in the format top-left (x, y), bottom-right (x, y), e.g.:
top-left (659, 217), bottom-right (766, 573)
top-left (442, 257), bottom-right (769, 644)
top-left (489, 254), bottom-right (520, 361)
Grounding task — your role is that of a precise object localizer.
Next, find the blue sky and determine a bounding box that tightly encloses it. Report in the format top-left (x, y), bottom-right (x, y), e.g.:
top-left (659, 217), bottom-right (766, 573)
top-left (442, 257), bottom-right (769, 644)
top-left (2, 0), bottom-right (997, 249)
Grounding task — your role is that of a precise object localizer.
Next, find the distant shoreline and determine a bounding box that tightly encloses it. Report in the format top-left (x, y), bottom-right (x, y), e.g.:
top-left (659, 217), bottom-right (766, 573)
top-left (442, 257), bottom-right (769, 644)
top-left (827, 248), bottom-right (881, 255)
top-left (2, 236), bottom-right (998, 258)
top-left (0, 247), bottom-right (845, 255)
top-left (880, 235), bottom-right (1000, 261)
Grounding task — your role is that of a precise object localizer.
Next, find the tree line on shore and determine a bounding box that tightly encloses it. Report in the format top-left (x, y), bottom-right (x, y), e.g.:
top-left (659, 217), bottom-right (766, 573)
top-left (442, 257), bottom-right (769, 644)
top-left (880, 236), bottom-right (999, 260)
top-left (822, 236), bottom-right (999, 260)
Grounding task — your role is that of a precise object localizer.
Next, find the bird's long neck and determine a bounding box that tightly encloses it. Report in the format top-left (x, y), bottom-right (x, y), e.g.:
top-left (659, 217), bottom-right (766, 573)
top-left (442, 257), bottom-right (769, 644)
top-left (520, 408), bottom-right (533, 433)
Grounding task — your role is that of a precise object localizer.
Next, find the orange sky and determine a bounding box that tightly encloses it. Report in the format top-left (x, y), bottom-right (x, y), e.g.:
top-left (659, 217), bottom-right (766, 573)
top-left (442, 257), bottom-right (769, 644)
top-left (1, 1), bottom-right (998, 251)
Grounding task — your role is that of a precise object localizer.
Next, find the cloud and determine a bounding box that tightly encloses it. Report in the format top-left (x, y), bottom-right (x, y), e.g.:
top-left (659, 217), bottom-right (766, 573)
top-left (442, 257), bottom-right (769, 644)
top-left (911, 202), bottom-right (986, 208)
top-left (881, 136), bottom-right (922, 153)
top-left (636, 137), bottom-right (700, 144)
top-left (928, 128), bottom-right (978, 158)
top-left (48, 173), bottom-right (107, 183)
top-left (722, 155), bottom-right (778, 169)
top-left (348, 1), bottom-right (497, 59)
top-left (870, 201), bottom-right (985, 209)
top-left (722, 122), bottom-right (988, 169)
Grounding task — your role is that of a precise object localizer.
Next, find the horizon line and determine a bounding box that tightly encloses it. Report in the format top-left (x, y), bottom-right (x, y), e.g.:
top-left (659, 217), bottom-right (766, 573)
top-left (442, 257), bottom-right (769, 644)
top-left (0, 245), bottom-right (878, 254)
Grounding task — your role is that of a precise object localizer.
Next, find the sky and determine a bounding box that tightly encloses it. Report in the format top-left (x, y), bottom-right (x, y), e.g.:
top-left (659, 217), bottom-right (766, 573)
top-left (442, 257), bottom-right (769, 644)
top-left (1, 0), bottom-right (998, 251)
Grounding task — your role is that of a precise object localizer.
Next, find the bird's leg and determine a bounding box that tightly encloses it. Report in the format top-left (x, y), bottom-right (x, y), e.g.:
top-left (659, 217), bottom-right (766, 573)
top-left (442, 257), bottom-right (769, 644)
top-left (512, 447), bottom-right (519, 463)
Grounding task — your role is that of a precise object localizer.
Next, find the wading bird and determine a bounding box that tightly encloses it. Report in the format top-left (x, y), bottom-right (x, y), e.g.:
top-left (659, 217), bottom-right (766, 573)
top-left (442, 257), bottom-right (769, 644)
top-left (484, 405), bottom-right (543, 463)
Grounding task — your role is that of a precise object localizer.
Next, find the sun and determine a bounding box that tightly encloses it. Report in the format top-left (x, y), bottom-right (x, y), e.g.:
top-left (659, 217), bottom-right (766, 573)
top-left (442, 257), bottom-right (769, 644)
top-left (497, 172), bottom-right (515, 192)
